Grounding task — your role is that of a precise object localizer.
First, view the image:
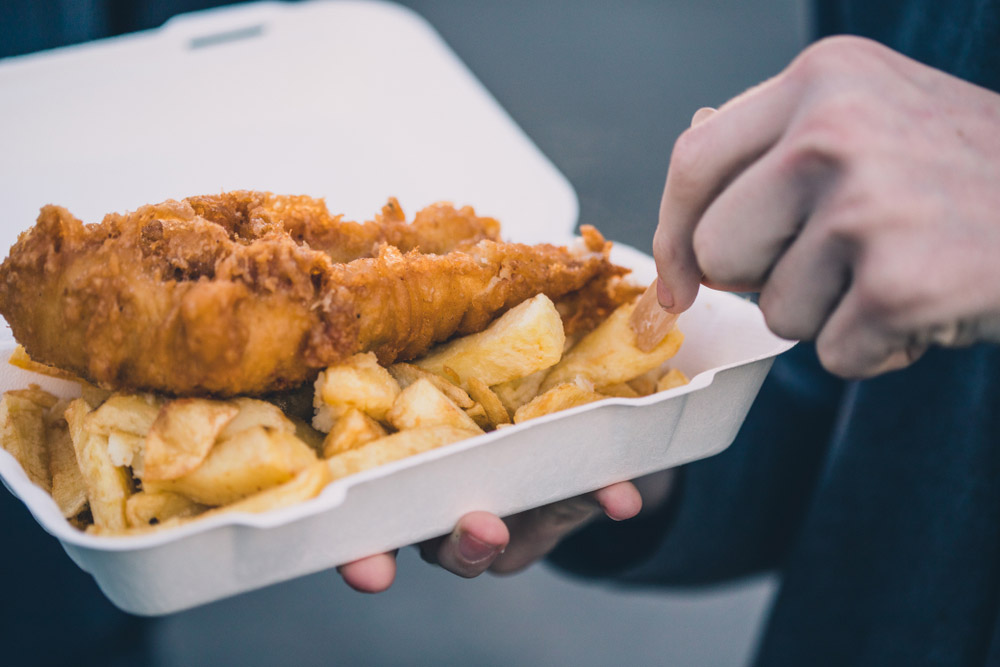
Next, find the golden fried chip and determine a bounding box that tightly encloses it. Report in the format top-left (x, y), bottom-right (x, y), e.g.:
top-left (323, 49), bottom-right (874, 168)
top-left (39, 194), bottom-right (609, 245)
top-left (85, 394), bottom-right (162, 437)
top-left (125, 490), bottom-right (206, 528)
top-left (388, 363), bottom-right (475, 408)
top-left (7, 345), bottom-right (81, 382)
top-left (386, 379), bottom-right (484, 434)
top-left (626, 368), bottom-right (661, 397)
top-left (47, 422), bottom-right (88, 518)
top-left (142, 399), bottom-right (239, 482)
top-left (540, 301), bottom-right (684, 393)
top-left (315, 352), bottom-right (401, 423)
top-left (414, 294), bottom-right (565, 389)
top-left (106, 429), bottom-right (145, 469)
top-left (513, 380), bottom-right (607, 424)
top-left (656, 368), bottom-right (690, 392)
top-left (466, 378), bottom-right (511, 429)
top-left (326, 426), bottom-right (479, 482)
top-left (323, 408), bottom-right (388, 458)
top-left (289, 416), bottom-right (326, 455)
top-left (464, 403), bottom-right (492, 431)
top-left (202, 461), bottom-right (332, 517)
top-left (6, 385), bottom-right (60, 410)
top-left (65, 399), bottom-right (131, 531)
top-left (629, 281), bottom-right (680, 352)
top-left (146, 426), bottom-right (317, 506)
top-left (0, 390), bottom-right (53, 490)
top-left (597, 382), bottom-right (642, 399)
top-left (220, 398), bottom-right (296, 440)
top-left (491, 368), bottom-right (548, 415)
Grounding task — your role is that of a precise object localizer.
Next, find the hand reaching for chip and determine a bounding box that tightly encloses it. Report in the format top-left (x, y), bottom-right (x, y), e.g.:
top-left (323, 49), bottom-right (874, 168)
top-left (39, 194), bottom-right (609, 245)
top-left (337, 472), bottom-right (676, 592)
top-left (653, 36), bottom-right (1000, 378)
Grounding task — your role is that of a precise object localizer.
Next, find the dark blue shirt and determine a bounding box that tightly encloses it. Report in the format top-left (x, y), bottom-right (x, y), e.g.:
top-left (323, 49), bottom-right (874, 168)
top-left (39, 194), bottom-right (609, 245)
top-left (552, 3), bottom-right (1000, 665)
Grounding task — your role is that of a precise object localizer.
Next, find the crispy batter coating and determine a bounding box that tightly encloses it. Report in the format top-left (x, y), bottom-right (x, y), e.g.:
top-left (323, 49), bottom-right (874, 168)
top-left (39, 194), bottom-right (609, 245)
top-left (176, 190), bottom-right (502, 262)
top-left (0, 192), bottom-right (635, 396)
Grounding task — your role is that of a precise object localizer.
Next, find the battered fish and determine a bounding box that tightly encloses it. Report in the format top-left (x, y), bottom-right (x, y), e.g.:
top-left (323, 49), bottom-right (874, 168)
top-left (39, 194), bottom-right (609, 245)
top-left (0, 193), bottom-right (636, 396)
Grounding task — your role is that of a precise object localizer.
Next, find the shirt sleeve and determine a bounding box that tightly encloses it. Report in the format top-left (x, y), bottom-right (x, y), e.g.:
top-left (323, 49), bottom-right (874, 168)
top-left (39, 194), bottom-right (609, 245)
top-left (548, 342), bottom-right (847, 586)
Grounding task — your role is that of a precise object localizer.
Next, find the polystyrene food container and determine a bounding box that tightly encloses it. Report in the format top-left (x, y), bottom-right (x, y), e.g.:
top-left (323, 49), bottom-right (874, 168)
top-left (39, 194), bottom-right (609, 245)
top-left (0, 0), bottom-right (794, 614)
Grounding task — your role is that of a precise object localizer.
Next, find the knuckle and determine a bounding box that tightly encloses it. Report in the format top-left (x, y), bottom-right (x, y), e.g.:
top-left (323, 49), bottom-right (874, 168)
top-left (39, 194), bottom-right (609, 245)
top-left (853, 271), bottom-right (895, 316)
top-left (789, 35), bottom-right (887, 81)
top-left (788, 115), bottom-right (848, 165)
top-left (668, 127), bottom-right (710, 198)
top-left (815, 337), bottom-right (858, 378)
top-left (758, 289), bottom-right (811, 341)
top-left (781, 95), bottom-right (879, 173)
top-left (850, 249), bottom-right (916, 324)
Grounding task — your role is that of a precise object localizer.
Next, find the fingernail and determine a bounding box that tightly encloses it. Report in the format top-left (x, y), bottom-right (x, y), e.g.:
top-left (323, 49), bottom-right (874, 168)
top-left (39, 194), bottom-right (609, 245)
top-left (458, 532), bottom-right (501, 564)
top-left (656, 278), bottom-right (674, 310)
top-left (691, 107), bottom-right (716, 126)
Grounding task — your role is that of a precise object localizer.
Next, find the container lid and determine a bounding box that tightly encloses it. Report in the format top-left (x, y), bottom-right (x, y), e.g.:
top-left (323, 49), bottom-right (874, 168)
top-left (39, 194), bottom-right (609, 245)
top-left (0, 0), bottom-right (579, 341)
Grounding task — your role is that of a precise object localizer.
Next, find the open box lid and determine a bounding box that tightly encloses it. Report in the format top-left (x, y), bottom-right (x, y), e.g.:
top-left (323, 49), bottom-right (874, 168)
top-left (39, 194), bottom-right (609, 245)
top-left (0, 0), bottom-right (579, 311)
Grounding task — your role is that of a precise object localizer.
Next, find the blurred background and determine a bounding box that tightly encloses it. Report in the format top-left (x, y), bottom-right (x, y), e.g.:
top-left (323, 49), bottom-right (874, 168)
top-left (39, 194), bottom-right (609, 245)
top-left (0, 1), bottom-right (806, 665)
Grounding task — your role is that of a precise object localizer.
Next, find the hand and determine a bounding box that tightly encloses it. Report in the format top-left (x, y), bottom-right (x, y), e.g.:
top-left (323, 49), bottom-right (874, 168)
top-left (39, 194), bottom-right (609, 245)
top-left (338, 472), bottom-right (675, 593)
top-left (653, 36), bottom-right (1000, 378)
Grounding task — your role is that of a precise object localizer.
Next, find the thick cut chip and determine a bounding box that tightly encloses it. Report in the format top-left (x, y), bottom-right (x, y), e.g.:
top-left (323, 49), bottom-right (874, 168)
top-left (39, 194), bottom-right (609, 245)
top-left (386, 379), bottom-right (484, 434)
top-left (47, 423), bottom-right (88, 518)
top-left (85, 394), bottom-right (162, 437)
top-left (626, 367), bottom-right (661, 397)
top-left (141, 399), bottom-right (240, 482)
top-left (107, 429), bottom-right (145, 469)
top-left (126, 491), bottom-right (206, 528)
top-left (540, 300), bottom-right (684, 393)
top-left (0, 391), bottom-right (52, 490)
top-left (466, 378), bottom-right (511, 429)
top-left (513, 380), bottom-right (607, 424)
top-left (315, 352), bottom-right (401, 424)
top-left (65, 399), bottom-right (131, 531)
top-left (326, 426), bottom-right (478, 482)
top-left (219, 397), bottom-right (324, 454)
top-left (597, 382), bottom-right (642, 399)
top-left (464, 403), bottom-right (491, 431)
top-left (220, 398), bottom-right (296, 440)
top-left (656, 368), bottom-right (690, 392)
top-left (146, 426), bottom-right (317, 506)
top-left (413, 294), bottom-right (565, 389)
top-left (7, 345), bottom-right (81, 382)
top-left (289, 416), bottom-right (326, 455)
top-left (108, 463), bottom-right (332, 535)
top-left (6, 386), bottom-right (59, 410)
top-left (491, 368), bottom-right (548, 415)
top-left (388, 363), bottom-right (474, 408)
top-left (323, 408), bottom-right (388, 458)
top-left (204, 461), bottom-right (332, 517)
top-left (628, 281), bottom-right (680, 352)
top-left (312, 403), bottom-right (338, 434)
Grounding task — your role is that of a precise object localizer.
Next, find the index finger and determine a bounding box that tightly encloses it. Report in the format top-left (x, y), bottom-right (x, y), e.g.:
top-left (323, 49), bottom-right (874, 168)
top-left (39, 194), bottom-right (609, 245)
top-left (653, 74), bottom-right (800, 313)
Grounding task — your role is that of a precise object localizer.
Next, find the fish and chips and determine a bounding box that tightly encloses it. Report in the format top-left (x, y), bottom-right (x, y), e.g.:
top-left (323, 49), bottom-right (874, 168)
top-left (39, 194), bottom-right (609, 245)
top-left (0, 193), bottom-right (688, 535)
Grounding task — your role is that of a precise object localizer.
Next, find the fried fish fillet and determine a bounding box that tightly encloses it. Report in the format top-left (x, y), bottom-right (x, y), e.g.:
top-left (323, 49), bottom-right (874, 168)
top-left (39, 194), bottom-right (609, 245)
top-left (0, 193), bottom-right (635, 396)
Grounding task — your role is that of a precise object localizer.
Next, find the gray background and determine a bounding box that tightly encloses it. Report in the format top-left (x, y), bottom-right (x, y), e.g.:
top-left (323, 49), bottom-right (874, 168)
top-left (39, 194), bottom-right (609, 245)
top-left (151, 2), bottom-right (806, 666)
